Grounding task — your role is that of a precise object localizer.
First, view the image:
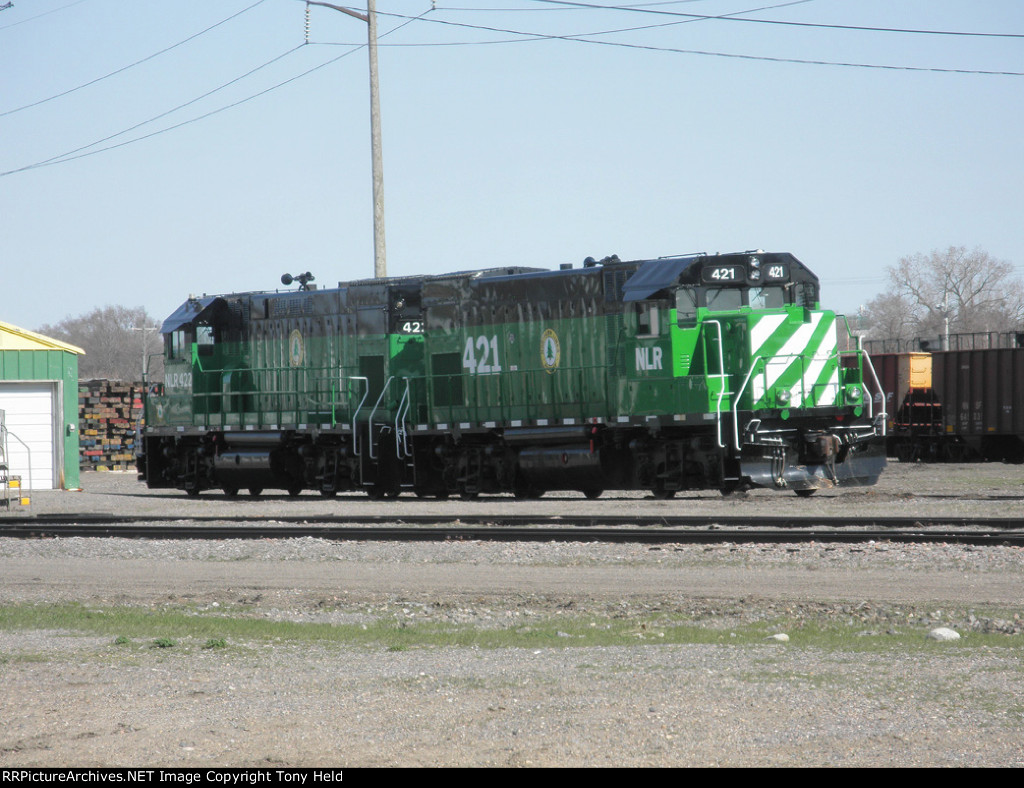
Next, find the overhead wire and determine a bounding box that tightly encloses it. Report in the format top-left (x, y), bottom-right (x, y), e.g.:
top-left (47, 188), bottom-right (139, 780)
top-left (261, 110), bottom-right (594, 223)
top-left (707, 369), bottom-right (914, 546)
top-left (434, 0), bottom-right (719, 11)
top-left (5, 45), bottom-right (306, 175)
top-left (361, 7), bottom-right (1024, 75)
top-left (0, 0), bottom-right (90, 31)
top-left (311, 0), bottom-right (814, 45)
top-left (0, 5), bottom-right (434, 178)
top-left (522, 0), bottom-right (1024, 39)
top-left (4, 0), bottom-right (1022, 178)
top-left (0, 0), bottom-right (270, 118)
top-left (329, 0), bottom-right (815, 46)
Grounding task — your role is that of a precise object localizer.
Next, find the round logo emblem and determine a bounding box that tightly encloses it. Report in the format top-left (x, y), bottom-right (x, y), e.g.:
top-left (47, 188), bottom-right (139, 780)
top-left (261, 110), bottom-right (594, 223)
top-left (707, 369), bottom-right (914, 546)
top-left (540, 328), bottom-right (560, 374)
top-left (289, 329), bottom-right (304, 367)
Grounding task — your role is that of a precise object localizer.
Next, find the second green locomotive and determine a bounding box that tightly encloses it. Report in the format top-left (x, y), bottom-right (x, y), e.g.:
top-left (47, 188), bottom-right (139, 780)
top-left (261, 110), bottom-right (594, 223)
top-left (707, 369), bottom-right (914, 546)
top-left (139, 251), bottom-right (886, 498)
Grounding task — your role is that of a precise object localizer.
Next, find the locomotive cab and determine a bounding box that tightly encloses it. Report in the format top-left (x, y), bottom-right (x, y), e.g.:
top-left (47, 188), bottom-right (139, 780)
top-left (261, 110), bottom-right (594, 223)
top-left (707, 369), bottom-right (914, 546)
top-left (152, 295), bottom-right (244, 426)
top-left (664, 252), bottom-right (883, 492)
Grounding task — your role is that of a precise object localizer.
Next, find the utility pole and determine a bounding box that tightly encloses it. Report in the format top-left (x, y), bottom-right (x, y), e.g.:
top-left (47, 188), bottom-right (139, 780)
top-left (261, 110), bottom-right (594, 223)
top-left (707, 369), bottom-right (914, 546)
top-left (306, 1), bottom-right (387, 279)
top-left (130, 325), bottom-right (161, 382)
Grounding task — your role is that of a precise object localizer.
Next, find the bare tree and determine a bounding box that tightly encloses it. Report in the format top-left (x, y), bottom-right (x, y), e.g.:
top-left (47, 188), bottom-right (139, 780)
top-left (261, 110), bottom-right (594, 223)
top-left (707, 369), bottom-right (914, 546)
top-left (38, 305), bottom-right (164, 383)
top-left (861, 246), bottom-right (1024, 343)
top-left (860, 291), bottom-right (919, 341)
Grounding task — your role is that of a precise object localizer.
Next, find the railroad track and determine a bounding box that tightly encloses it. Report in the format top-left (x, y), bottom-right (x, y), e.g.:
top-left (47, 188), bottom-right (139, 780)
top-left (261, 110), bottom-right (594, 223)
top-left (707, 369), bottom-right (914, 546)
top-left (1, 513), bottom-right (1023, 546)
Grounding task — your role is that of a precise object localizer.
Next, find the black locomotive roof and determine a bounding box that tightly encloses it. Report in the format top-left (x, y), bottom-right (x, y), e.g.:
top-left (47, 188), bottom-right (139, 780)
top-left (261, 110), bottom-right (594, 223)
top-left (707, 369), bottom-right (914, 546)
top-left (338, 266), bottom-right (547, 289)
top-left (162, 253), bottom-right (816, 328)
top-left (623, 251), bottom-right (816, 301)
top-left (622, 257), bottom-right (699, 302)
top-left (160, 295), bottom-right (231, 334)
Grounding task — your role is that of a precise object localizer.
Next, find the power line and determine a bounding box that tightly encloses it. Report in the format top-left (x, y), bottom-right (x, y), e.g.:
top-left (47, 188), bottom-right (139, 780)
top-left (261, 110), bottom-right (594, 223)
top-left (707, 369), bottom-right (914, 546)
top-left (369, 9), bottom-right (1024, 75)
top-left (523, 0), bottom-right (1024, 38)
top-left (314, 0), bottom-right (812, 47)
top-left (0, 0), bottom-right (88, 31)
top-left (0, 0), bottom-right (269, 118)
top-left (1, 7), bottom-right (434, 178)
top-left (8, 45), bottom-right (305, 174)
top-left (312, 0), bottom-right (813, 47)
top-left (5, 1), bottom-right (1020, 179)
top-left (437, 0), bottom-right (718, 11)
top-left (0, 46), bottom-right (334, 177)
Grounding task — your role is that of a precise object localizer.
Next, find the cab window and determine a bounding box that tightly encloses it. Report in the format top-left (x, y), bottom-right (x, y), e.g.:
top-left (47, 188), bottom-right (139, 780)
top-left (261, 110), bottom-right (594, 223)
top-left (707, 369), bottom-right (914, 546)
top-left (167, 330), bottom-right (188, 360)
top-left (749, 286), bottom-right (785, 309)
top-left (794, 282), bottom-right (818, 308)
top-left (635, 303), bottom-right (659, 337)
top-left (196, 325), bottom-right (215, 357)
top-left (676, 288), bottom-right (698, 322)
top-left (705, 288), bottom-right (742, 312)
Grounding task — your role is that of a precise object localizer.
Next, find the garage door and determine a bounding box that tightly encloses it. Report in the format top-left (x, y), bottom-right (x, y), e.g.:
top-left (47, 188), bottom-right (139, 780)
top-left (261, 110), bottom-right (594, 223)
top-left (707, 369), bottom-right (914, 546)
top-left (0, 382), bottom-right (58, 490)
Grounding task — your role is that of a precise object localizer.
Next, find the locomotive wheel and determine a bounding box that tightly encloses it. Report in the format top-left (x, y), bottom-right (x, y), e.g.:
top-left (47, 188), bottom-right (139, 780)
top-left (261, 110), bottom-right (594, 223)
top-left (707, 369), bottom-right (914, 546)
top-left (794, 488), bottom-right (816, 498)
top-left (651, 489), bottom-right (675, 500)
top-left (248, 487), bottom-right (263, 497)
top-left (460, 490), bottom-right (480, 500)
top-left (185, 487), bottom-right (201, 498)
top-left (582, 488), bottom-right (603, 500)
top-left (320, 489), bottom-right (337, 498)
top-left (288, 486), bottom-right (302, 497)
top-left (222, 487), bottom-right (239, 498)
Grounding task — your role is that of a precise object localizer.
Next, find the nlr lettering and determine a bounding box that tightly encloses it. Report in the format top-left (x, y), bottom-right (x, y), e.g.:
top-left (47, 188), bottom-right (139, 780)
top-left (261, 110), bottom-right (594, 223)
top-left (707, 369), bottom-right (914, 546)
top-left (635, 346), bottom-right (663, 371)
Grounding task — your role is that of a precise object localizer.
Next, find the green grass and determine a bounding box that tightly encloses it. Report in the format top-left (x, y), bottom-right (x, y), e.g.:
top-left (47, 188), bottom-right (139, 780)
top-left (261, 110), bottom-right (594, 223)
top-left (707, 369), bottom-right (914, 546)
top-left (0, 602), bottom-right (1020, 654)
top-left (0, 652), bottom-right (50, 665)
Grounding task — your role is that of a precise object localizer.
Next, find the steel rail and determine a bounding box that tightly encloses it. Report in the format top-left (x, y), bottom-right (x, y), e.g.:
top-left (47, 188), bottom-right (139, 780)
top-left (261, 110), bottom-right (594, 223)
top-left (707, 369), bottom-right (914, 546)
top-left (1, 521), bottom-right (1023, 546)
top-left (3, 512), bottom-right (1024, 529)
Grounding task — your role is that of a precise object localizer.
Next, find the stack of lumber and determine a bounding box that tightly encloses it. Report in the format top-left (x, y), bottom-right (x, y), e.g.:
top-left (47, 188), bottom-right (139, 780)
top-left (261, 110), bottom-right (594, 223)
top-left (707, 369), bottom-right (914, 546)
top-left (79, 380), bottom-right (144, 472)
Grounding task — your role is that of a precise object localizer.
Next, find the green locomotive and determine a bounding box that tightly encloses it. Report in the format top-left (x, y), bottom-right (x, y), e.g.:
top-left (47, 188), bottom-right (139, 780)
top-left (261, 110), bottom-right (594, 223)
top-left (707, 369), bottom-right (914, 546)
top-left (139, 251), bottom-right (886, 498)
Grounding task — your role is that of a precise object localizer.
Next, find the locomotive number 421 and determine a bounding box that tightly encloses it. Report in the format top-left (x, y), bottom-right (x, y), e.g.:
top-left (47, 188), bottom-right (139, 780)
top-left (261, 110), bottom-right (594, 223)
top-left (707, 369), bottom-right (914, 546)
top-left (463, 335), bottom-right (503, 375)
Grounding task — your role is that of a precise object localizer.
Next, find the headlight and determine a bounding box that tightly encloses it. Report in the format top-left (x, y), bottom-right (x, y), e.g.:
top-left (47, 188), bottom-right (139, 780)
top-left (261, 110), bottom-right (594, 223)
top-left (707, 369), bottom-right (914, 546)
top-left (775, 388), bottom-right (790, 406)
top-left (846, 386), bottom-right (862, 402)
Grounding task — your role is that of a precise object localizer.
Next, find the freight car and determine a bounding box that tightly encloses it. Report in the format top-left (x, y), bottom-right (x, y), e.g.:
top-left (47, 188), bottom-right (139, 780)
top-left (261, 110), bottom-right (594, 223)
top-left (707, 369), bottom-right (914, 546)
top-left (868, 351), bottom-right (950, 461)
top-left (138, 251), bottom-right (887, 498)
top-left (869, 348), bottom-right (1024, 462)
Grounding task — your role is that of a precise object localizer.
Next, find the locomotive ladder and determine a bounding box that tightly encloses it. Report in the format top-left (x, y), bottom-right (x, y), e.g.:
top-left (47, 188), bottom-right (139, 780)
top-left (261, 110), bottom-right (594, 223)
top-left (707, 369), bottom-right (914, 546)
top-left (360, 377), bottom-right (416, 491)
top-left (394, 378), bottom-right (416, 489)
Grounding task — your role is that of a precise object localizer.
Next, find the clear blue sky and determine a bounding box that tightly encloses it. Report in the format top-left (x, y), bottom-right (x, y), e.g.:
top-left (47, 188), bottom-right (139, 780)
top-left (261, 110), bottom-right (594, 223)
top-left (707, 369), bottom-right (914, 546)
top-left (2, 0), bottom-right (1022, 331)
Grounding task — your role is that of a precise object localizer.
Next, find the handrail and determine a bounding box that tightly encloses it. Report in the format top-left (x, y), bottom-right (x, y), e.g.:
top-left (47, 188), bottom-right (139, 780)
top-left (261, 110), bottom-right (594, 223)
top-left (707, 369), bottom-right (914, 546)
top-left (705, 320), bottom-right (728, 448)
top-left (395, 378), bottom-right (412, 459)
top-left (348, 376), bottom-right (369, 457)
top-left (731, 355), bottom-right (767, 450)
top-left (731, 345), bottom-right (887, 449)
top-left (856, 339), bottom-right (887, 435)
top-left (3, 425), bottom-right (33, 499)
top-left (367, 377), bottom-right (394, 460)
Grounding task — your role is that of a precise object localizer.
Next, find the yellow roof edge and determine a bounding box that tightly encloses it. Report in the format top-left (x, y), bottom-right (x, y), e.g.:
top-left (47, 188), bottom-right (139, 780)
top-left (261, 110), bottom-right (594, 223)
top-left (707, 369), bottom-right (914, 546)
top-left (0, 321), bottom-right (86, 355)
